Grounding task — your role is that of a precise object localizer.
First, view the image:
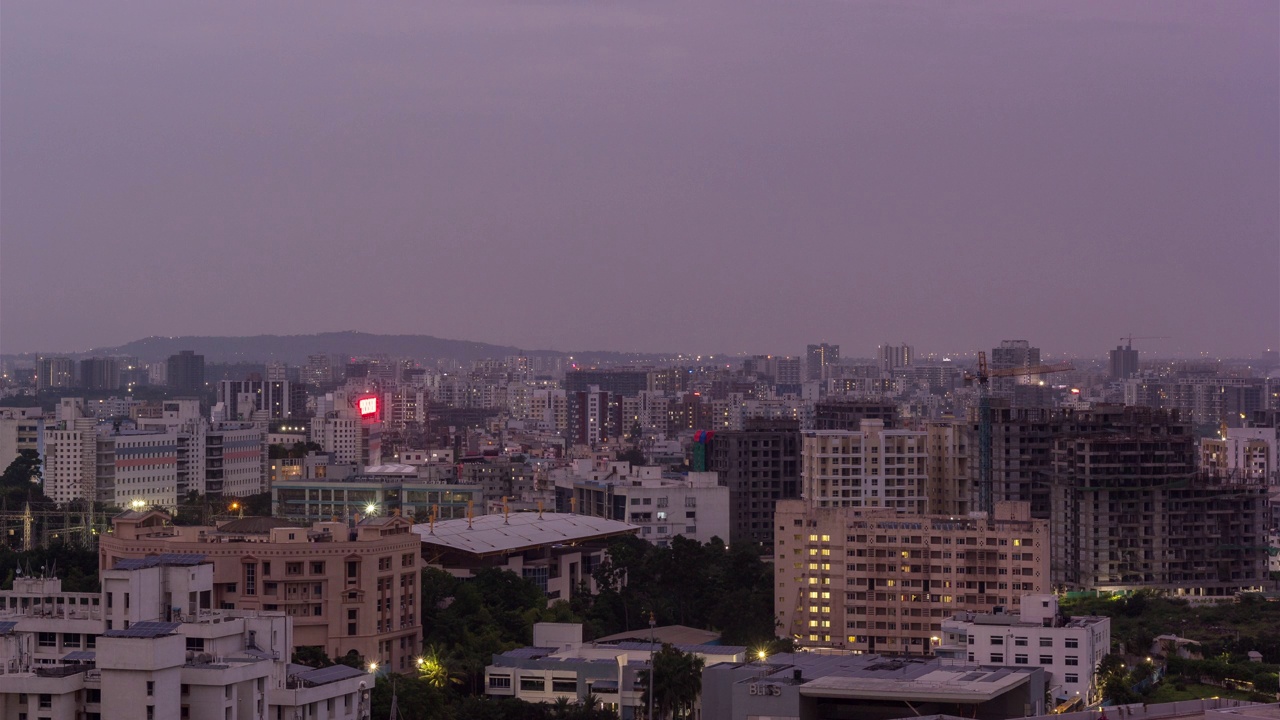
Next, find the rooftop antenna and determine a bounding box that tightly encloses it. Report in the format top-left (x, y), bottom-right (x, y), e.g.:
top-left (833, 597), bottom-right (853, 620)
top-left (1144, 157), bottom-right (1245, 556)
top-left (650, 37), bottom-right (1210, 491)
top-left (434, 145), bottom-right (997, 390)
top-left (537, 500), bottom-right (544, 520)
top-left (503, 496), bottom-right (510, 524)
top-left (466, 500), bottom-right (473, 529)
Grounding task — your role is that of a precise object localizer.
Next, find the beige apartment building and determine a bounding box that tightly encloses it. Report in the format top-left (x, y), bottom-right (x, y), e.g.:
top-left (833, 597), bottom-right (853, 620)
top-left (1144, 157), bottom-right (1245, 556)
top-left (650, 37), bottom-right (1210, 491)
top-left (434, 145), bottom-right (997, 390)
top-left (801, 421), bottom-right (929, 512)
top-left (99, 509), bottom-right (422, 672)
top-left (775, 499), bottom-right (1048, 656)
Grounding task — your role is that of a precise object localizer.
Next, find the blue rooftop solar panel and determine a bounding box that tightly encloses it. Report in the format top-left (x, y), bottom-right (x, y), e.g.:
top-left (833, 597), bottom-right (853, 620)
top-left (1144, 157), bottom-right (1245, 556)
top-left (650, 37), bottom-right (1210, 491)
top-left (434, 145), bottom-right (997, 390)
top-left (102, 621), bottom-right (181, 638)
top-left (0, 622), bottom-right (16, 635)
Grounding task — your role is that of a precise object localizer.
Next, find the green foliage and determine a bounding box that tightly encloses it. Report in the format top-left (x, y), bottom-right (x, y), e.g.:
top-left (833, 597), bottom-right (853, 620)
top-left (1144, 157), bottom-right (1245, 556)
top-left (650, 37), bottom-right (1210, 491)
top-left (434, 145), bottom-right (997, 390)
top-left (580, 534), bottom-right (777, 646)
top-left (638, 643), bottom-right (705, 720)
top-left (0, 449), bottom-right (50, 506)
top-left (0, 540), bottom-right (100, 592)
top-left (291, 645), bottom-right (333, 668)
top-left (1062, 592), bottom-right (1280, 663)
top-left (616, 447), bottom-right (646, 466)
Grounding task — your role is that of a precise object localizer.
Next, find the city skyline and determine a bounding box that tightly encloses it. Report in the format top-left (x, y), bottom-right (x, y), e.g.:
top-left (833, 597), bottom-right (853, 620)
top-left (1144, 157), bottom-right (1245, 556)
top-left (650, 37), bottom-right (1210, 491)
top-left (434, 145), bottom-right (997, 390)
top-left (2, 1), bottom-right (1277, 357)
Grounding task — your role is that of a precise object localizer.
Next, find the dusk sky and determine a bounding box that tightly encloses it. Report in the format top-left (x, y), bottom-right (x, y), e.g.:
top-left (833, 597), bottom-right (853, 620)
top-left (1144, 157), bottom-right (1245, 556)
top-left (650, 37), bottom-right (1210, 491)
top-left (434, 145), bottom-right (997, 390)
top-left (2, 1), bottom-right (1276, 359)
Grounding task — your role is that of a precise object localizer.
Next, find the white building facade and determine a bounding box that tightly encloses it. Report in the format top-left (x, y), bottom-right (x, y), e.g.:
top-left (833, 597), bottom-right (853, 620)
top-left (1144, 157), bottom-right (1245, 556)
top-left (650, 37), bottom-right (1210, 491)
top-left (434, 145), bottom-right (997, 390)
top-left (936, 594), bottom-right (1111, 704)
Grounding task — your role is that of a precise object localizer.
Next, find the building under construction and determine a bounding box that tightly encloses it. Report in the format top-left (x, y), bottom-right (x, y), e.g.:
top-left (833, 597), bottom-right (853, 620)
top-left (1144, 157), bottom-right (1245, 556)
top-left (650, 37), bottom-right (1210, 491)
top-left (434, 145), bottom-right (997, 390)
top-left (1049, 406), bottom-right (1270, 597)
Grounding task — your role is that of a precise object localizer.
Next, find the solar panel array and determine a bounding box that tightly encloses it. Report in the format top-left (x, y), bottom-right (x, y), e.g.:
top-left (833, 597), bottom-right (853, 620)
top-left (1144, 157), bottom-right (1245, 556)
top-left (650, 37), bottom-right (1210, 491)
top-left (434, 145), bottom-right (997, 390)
top-left (103, 621), bottom-right (181, 638)
top-left (112, 553), bottom-right (207, 571)
top-left (0, 622), bottom-right (16, 635)
top-left (63, 650), bottom-right (96, 662)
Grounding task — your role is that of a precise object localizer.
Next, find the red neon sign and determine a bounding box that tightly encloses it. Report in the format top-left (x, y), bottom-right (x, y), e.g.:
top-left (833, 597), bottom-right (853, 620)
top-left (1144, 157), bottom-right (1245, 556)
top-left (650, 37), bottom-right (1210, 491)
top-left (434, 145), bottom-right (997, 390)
top-left (358, 397), bottom-right (378, 416)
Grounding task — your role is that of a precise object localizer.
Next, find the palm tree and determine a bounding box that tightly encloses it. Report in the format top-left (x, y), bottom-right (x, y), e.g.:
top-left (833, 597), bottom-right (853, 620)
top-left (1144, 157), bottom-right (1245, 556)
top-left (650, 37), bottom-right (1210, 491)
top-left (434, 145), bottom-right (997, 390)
top-left (639, 644), bottom-right (705, 720)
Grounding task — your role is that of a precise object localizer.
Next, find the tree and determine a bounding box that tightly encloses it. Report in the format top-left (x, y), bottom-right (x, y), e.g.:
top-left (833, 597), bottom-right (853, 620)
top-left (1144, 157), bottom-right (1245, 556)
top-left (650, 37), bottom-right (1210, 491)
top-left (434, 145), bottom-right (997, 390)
top-left (639, 644), bottom-right (705, 720)
top-left (291, 645), bottom-right (333, 668)
top-left (616, 447), bottom-right (646, 467)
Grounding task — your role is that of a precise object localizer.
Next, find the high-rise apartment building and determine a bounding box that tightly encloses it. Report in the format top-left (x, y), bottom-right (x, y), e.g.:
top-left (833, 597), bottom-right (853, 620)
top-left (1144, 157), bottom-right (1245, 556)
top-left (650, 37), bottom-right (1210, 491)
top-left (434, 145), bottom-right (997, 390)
top-left (775, 499), bottom-right (1048, 655)
top-left (167, 350), bottom-right (206, 393)
top-left (878, 343), bottom-right (914, 372)
top-left (806, 344), bottom-right (839, 381)
top-left (37, 356), bottom-right (75, 391)
top-left (813, 398), bottom-right (899, 430)
top-left (801, 421), bottom-right (928, 512)
top-left (704, 419), bottom-right (801, 547)
top-left (78, 356), bottom-right (121, 390)
top-left (1049, 406), bottom-right (1269, 597)
top-left (1108, 345), bottom-right (1139, 380)
top-left (217, 379), bottom-right (308, 420)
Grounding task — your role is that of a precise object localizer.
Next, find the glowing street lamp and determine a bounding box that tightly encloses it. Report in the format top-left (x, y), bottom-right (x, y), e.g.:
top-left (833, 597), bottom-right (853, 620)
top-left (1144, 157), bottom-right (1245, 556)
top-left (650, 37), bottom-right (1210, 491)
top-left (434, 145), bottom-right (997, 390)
top-left (365, 503), bottom-right (378, 516)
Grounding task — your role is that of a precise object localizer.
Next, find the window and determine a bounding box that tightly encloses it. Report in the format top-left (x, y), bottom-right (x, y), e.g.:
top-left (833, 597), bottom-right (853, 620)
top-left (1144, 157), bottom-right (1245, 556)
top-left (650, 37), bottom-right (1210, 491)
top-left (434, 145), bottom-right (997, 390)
top-left (38, 632), bottom-right (56, 647)
top-left (311, 562), bottom-right (325, 574)
top-left (244, 564), bottom-right (256, 596)
top-left (1039, 655), bottom-right (1053, 665)
top-left (1014, 637), bottom-right (1028, 646)
top-left (1039, 637), bottom-right (1053, 647)
top-left (520, 677), bottom-right (545, 692)
top-left (147, 681), bottom-right (154, 696)
top-left (990, 636), bottom-right (1003, 645)
top-left (287, 562), bottom-right (303, 576)
top-left (1014, 654), bottom-right (1028, 665)
top-left (489, 676), bottom-right (512, 689)
top-left (552, 679), bottom-right (577, 693)
top-left (1065, 673), bottom-right (1079, 684)
top-left (989, 653), bottom-right (1003, 663)
top-left (40, 695), bottom-right (52, 709)
top-left (1064, 638), bottom-right (1079, 648)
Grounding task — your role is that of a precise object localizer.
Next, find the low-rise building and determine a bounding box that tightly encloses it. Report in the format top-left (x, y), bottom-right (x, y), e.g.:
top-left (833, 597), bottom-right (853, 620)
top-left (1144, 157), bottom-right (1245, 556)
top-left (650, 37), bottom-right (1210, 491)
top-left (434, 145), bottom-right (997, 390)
top-left (553, 459), bottom-right (730, 546)
top-left (485, 622), bottom-right (745, 719)
top-left (99, 509), bottom-right (422, 673)
top-left (702, 652), bottom-right (1045, 720)
top-left (413, 512), bottom-right (638, 603)
top-left (273, 474), bottom-right (482, 523)
top-left (0, 560), bottom-right (372, 720)
top-left (935, 595), bottom-right (1110, 704)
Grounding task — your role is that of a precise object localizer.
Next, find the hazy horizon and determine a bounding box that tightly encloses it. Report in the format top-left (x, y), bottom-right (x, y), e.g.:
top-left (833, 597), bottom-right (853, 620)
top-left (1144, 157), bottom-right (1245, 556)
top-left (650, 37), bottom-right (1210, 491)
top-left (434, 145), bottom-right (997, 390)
top-left (3, 1), bottom-right (1277, 359)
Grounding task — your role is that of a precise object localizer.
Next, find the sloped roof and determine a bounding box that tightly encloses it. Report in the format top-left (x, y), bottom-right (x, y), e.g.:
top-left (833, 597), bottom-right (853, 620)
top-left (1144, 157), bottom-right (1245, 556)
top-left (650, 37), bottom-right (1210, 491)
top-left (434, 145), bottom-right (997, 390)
top-left (411, 512), bottom-right (637, 556)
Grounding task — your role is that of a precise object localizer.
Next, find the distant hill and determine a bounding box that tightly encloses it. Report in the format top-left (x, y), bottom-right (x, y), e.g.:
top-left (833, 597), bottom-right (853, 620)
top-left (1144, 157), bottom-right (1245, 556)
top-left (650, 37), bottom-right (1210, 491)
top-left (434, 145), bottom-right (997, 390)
top-left (6, 332), bottom-right (672, 365)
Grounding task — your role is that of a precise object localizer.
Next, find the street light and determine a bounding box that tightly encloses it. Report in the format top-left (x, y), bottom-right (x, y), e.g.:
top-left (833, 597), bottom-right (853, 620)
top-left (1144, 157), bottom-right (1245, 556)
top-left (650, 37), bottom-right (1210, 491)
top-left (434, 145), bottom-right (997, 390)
top-left (368, 661), bottom-right (378, 674)
top-left (365, 503), bottom-right (378, 516)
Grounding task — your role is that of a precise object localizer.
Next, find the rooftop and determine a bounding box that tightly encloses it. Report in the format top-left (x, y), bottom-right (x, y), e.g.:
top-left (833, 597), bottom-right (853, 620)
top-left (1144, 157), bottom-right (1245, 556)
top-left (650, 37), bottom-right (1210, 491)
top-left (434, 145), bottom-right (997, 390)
top-left (412, 512), bottom-right (637, 556)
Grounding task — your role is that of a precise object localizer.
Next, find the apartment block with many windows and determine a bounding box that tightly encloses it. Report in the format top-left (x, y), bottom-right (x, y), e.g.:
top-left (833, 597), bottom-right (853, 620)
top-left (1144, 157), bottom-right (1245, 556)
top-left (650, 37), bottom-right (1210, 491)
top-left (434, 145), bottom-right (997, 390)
top-left (775, 499), bottom-right (1048, 656)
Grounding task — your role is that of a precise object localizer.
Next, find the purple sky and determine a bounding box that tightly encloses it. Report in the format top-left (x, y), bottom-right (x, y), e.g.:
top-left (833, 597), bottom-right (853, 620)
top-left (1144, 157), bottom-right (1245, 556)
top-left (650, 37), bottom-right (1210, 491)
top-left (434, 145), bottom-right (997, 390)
top-left (3, 1), bottom-right (1277, 359)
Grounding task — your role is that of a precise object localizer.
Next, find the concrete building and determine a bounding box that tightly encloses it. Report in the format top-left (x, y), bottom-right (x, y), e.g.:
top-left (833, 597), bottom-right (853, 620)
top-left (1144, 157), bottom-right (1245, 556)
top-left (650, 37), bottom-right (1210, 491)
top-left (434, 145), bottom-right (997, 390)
top-left (77, 357), bottom-right (120, 391)
top-left (167, 350), bottom-right (206, 394)
top-left (311, 390), bottom-right (382, 467)
top-left (37, 356), bottom-right (76, 391)
top-left (879, 343), bottom-right (914, 372)
top-left (801, 421), bottom-right (929, 513)
top-left (43, 412), bottom-right (98, 505)
top-left (702, 652), bottom-right (1045, 720)
top-left (0, 406), bottom-right (43, 470)
top-left (813, 398), bottom-right (900, 430)
top-left (936, 595), bottom-right (1111, 704)
top-left (775, 500), bottom-right (1049, 654)
top-left (1109, 345), bottom-right (1139, 381)
top-left (413, 512), bottom-right (638, 603)
top-left (554, 459), bottom-right (730, 546)
top-left (0, 560), bottom-right (372, 720)
top-left (272, 474), bottom-right (482, 523)
top-left (485, 622), bottom-right (746, 720)
top-left (217, 379), bottom-right (308, 420)
top-left (807, 344), bottom-right (840, 382)
top-left (1200, 425), bottom-right (1279, 481)
top-left (704, 419), bottom-right (802, 548)
top-left (1050, 417), bottom-right (1270, 596)
top-left (100, 509), bottom-right (423, 673)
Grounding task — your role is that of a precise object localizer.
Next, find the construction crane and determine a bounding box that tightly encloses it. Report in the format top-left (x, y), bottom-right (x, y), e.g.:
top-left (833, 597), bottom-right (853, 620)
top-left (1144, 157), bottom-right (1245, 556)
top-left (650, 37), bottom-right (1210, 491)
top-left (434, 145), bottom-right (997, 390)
top-left (1120, 335), bottom-right (1169, 349)
top-left (966, 352), bottom-right (1074, 516)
